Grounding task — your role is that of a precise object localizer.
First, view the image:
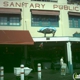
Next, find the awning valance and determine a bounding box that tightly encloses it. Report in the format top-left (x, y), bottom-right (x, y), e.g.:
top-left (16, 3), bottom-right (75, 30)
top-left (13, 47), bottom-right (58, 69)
top-left (0, 8), bottom-right (21, 14)
top-left (68, 12), bottom-right (80, 16)
top-left (0, 30), bottom-right (34, 45)
top-left (31, 10), bottom-right (60, 15)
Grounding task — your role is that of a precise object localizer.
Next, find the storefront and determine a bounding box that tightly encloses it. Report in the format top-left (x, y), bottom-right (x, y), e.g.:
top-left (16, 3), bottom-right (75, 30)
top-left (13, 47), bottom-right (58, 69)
top-left (0, 30), bottom-right (34, 72)
top-left (27, 37), bottom-right (80, 74)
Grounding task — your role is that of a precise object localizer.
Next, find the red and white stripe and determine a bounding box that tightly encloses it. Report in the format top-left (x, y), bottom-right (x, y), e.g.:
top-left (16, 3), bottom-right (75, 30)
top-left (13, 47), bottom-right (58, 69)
top-left (20, 64), bottom-right (24, 80)
top-left (0, 66), bottom-right (4, 80)
top-left (38, 63), bottom-right (41, 80)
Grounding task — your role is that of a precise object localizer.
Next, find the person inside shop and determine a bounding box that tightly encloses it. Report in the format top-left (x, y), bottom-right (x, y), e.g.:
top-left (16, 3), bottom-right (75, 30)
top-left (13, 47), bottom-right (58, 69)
top-left (60, 57), bottom-right (64, 66)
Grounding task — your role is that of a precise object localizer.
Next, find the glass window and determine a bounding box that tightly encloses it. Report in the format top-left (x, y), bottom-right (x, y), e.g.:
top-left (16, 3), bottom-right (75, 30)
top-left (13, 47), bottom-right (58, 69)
top-left (0, 17), bottom-right (8, 25)
top-left (31, 15), bottom-right (59, 27)
top-left (69, 15), bottom-right (80, 28)
top-left (74, 18), bottom-right (78, 28)
top-left (0, 14), bottom-right (21, 26)
top-left (9, 17), bottom-right (20, 26)
top-left (69, 18), bottom-right (73, 28)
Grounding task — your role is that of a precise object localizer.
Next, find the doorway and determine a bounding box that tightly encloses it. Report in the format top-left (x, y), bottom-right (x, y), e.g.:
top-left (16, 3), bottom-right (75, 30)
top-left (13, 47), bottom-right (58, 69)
top-left (0, 45), bottom-right (24, 73)
top-left (27, 42), bottom-right (67, 71)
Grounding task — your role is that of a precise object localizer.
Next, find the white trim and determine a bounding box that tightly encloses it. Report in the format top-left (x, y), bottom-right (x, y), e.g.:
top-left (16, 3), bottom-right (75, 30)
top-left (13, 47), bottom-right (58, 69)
top-left (69, 37), bottom-right (80, 42)
top-left (33, 37), bottom-right (80, 42)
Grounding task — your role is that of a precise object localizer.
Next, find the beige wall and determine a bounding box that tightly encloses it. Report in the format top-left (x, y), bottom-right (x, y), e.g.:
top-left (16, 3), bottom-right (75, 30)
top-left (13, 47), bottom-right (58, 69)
top-left (0, 0), bottom-right (80, 37)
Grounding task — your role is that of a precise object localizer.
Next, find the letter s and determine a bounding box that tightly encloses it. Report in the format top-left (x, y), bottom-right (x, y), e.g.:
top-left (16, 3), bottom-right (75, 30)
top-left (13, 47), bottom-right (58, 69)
top-left (3, 1), bottom-right (8, 7)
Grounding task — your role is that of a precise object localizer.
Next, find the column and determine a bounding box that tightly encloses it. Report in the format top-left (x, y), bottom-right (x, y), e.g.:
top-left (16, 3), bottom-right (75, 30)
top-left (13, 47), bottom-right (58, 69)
top-left (20, 64), bottom-right (24, 80)
top-left (66, 42), bottom-right (73, 74)
top-left (0, 66), bottom-right (4, 80)
top-left (38, 63), bottom-right (41, 80)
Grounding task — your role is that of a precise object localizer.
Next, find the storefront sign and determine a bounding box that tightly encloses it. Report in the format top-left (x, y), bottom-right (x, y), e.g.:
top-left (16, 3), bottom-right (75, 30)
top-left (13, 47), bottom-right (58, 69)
top-left (3, 1), bottom-right (45, 8)
top-left (53, 5), bottom-right (79, 11)
top-left (3, 1), bottom-right (79, 11)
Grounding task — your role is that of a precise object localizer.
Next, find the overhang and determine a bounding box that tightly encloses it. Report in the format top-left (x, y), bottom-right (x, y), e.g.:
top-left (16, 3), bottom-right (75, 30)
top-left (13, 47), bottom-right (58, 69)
top-left (68, 12), bottom-right (80, 16)
top-left (0, 30), bottom-right (34, 45)
top-left (33, 37), bottom-right (80, 42)
top-left (0, 8), bottom-right (21, 14)
top-left (31, 10), bottom-right (60, 15)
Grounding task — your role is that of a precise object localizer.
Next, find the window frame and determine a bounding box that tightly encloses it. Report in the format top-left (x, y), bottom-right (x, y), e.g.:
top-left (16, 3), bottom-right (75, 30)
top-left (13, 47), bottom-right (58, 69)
top-left (31, 14), bottom-right (59, 27)
top-left (0, 14), bottom-right (21, 26)
top-left (69, 15), bottom-right (80, 28)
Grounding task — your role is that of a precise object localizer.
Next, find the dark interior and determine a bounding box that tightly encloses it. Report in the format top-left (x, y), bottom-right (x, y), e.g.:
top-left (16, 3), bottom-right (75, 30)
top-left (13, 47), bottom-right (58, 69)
top-left (0, 45), bottom-right (24, 73)
top-left (27, 42), bottom-right (67, 71)
top-left (0, 42), bottom-right (80, 73)
top-left (27, 42), bottom-right (80, 71)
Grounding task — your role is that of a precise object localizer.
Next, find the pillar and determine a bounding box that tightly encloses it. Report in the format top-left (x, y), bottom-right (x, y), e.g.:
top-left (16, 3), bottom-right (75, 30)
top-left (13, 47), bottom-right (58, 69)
top-left (20, 64), bottom-right (24, 80)
top-left (0, 66), bottom-right (4, 80)
top-left (66, 42), bottom-right (73, 74)
top-left (38, 63), bottom-right (41, 80)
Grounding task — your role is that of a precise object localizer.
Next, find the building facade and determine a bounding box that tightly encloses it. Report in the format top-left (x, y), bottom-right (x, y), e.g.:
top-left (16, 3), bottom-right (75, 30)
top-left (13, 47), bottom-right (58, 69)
top-left (0, 0), bottom-right (80, 74)
top-left (0, 0), bottom-right (80, 37)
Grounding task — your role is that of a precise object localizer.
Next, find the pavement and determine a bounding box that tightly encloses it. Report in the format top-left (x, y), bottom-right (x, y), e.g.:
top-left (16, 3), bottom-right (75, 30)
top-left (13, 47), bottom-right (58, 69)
top-left (4, 69), bottom-right (75, 80)
top-left (28, 70), bottom-right (73, 80)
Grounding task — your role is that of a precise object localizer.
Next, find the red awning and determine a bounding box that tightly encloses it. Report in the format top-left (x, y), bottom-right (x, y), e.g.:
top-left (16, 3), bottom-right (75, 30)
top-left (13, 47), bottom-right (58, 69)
top-left (0, 8), bottom-right (21, 14)
top-left (0, 30), bottom-right (34, 45)
top-left (31, 10), bottom-right (60, 15)
top-left (68, 12), bottom-right (80, 16)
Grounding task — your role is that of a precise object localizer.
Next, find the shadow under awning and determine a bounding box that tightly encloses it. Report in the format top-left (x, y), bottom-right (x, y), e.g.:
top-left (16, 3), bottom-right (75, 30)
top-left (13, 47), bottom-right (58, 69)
top-left (0, 30), bottom-right (34, 45)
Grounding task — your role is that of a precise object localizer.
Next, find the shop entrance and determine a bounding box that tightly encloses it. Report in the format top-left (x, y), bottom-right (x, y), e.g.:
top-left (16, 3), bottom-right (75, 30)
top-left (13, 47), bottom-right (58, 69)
top-left (72, 42), bottom-right (80, 70)
top-left (0, 45), bottom-right (24, 73)
top-left (27, 42), bottom-right (67, 72)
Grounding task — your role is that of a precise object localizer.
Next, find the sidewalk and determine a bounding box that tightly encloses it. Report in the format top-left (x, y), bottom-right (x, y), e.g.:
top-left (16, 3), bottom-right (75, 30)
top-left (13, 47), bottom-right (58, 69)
top-left (4, 69), bottom-right (73, 80)
top-left (28, 69), bottom-right (73, 80)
